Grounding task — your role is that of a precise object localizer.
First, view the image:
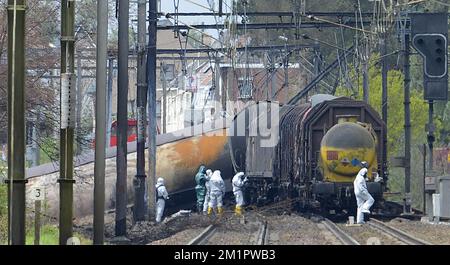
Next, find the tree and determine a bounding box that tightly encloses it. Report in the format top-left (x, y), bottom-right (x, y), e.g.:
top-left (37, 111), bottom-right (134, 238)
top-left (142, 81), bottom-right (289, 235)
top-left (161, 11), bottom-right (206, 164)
top-left (335, 54), bottom-right (441, 208)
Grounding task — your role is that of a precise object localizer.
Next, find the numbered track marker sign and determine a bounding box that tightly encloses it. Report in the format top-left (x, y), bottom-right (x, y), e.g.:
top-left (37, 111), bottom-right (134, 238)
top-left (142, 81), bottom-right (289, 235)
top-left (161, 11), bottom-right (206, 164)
top-left (33, 187), bottom-right (45, 201)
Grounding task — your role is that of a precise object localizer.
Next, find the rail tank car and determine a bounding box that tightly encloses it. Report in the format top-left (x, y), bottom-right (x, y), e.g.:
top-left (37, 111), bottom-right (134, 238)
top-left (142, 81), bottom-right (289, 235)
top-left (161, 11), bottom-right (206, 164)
top-left (25, 119), bottom-right (234, 218)
top-left (229, 95), bottom-right (387, 211)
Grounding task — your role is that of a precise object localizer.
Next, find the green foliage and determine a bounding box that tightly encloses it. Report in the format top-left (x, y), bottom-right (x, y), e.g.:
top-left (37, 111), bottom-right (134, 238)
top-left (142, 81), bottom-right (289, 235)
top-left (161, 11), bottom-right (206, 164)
top-left (0, 188), bottom-right (91, 245)
top-left (0, 185), bottom-right (6, 244)
top-left (335, 54), bottom-right (442, 209)
top-left (335, 54), bottom-right (441, 157)
top-left (25, 225), bottom-right (91, 245)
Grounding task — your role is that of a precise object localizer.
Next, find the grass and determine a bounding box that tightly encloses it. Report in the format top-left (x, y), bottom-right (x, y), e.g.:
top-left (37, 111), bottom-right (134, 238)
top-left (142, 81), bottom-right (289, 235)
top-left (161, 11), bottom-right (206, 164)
top-left (0, 185), bottom-right (7, 244)
top-left (1, 184), bottom-right (91, 245)
top-left (25, 225), bottom-right (92, 245)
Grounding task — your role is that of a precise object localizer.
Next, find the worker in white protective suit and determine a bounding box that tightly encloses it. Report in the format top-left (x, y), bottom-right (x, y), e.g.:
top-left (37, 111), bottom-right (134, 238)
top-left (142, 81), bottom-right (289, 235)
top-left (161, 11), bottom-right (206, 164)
top-left (232, 172), bottom-right (247, 216)
top-left (208, 170), bottom-right (225, 216)
top-left (353, 162), bottom-right (374, 224)
top-left (202, 169), bottom-right (213, 214)
top-left (155, 177), bottom-right (169, 223)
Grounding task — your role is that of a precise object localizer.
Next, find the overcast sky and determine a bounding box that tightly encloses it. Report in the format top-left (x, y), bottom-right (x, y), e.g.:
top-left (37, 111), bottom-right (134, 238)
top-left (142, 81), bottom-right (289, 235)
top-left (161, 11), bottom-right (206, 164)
top-left (160, 0), bottom-right (232, 25)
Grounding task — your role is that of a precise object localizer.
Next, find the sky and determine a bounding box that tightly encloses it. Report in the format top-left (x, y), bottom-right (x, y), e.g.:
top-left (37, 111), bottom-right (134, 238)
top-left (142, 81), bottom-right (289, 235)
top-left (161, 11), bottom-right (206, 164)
top-left (160, 0), bottom-right (232, 25)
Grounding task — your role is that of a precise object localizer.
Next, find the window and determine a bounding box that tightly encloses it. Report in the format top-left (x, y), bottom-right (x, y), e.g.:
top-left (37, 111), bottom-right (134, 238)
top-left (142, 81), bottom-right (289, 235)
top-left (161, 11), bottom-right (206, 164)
top-left (238, 76), bottom-right (253, 99)
top-left (156, 100), bottom-right (161, 117)
top-left (163, 64), bottom-right (175, 81)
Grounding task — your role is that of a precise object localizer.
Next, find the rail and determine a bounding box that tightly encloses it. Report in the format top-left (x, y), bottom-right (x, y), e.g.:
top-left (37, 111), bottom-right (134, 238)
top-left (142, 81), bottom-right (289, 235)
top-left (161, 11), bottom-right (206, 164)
top-left (188, 224), bottom-right (217, 245)
top-left (321, 218), bottom-right (360, 245)
top-left (368, 218), bottom-right (431, 245)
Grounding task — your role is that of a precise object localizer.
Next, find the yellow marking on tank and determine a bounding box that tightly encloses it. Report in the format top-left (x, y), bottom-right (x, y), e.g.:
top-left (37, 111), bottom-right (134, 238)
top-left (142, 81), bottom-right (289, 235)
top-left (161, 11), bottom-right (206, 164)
top-left (320, 146), bottom-right (377, 183)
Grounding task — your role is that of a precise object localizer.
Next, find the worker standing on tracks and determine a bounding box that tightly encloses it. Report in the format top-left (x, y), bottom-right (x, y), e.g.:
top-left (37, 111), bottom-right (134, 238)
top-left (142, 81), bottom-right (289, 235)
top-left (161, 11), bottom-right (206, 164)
top-left (232, 172), bottom-right (247, 216)
top-left (155, 177), bottom-right (169, 223)
top-left (203, 169), bottom-right (213, 214)
top-left (195, 165), bottom-right (207, 213)
top-left (353, 161), bottom-right (374, 224)
top-left (208, 170), bottom-right (225, 216)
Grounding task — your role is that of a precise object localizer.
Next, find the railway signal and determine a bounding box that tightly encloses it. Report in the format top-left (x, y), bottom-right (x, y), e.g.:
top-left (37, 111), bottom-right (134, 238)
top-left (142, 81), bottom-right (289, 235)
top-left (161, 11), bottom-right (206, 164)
top-left (410, 13), bottom-right (448, 101)
top-left (410, 13), bottom-right (448, 218)
top-left (413, 34), bottom-right (447, 78)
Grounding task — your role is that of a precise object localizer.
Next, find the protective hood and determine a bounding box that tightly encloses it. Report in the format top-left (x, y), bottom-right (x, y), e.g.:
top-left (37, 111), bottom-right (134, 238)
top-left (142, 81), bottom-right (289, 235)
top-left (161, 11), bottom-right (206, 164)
top-left (197, 165), bottom-right (206, 174)
top-left (156, 177), bottom-right (164, 188)
top-left (206, 169), bottom-right (213, 180)
top-left (234, 172), bottom-right (245, 179)
top-left (210, 170), bottom-right (222, 181)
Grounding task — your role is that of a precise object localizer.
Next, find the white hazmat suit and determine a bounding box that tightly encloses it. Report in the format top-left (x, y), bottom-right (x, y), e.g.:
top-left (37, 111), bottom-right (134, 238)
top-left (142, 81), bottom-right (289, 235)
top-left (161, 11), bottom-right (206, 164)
top-left (353, 168), bottom-right (374, 224)
top-left (203, 169), bottom-right (213, 213)
top-left (155, 177), bottom-right (169, 223)
top-left (232, 172), bottom-right (247, 215)
top-left (208, 170), bottom-right (225, 215)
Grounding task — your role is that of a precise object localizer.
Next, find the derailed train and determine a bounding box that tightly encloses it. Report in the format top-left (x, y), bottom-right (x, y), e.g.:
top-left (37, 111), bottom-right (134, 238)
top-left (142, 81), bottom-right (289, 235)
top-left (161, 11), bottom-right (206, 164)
top-left (26, 95), bottom-right (387, 216)
top-left (228, 95), bottom-right (387, 212)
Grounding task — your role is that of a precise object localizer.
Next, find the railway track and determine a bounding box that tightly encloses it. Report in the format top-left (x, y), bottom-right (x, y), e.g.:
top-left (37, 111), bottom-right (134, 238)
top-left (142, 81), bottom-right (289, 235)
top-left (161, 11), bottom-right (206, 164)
top-left (367, 218), bottom-right (431, 245)
top-left (321, 218), bottom-right (360, 245)
top-left (188, 220), bottom-right (268, 245)
top-left (188, 224), bottom-right (218, 245)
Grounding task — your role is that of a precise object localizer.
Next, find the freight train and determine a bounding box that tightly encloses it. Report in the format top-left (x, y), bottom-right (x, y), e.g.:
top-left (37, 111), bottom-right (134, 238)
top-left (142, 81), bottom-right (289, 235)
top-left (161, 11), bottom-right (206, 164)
top-left (228, 95), bottom-right (387, 213)
top-left (26, 94), bottom-right (388, 217)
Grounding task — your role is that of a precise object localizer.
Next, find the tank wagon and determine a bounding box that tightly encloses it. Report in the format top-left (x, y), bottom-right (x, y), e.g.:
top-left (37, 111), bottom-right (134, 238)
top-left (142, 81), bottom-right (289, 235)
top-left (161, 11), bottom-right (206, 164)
top-left (229, 95), bottom-right (387, 212)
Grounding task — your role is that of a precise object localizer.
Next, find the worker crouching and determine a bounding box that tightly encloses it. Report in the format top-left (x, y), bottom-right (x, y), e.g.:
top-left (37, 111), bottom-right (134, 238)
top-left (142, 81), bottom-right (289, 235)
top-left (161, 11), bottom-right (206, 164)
top-left (208, 170), bottom-right (225, 216)
top-left (232, 172), bottom-right (247, 216)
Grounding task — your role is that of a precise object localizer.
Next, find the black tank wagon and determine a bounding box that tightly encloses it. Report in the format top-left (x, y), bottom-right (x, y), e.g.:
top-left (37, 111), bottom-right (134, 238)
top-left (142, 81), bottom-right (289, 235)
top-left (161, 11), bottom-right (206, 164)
top-left (229, 95), bottom-right (388, 212)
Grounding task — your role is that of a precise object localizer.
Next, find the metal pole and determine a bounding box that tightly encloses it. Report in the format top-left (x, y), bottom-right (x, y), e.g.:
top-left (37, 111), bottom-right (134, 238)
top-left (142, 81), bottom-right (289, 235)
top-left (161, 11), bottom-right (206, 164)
top-left (381, 35), bottom-right (388, 184)
top-left (106, 57), bottom-right (113, 148)
top-left (313, 42), bottom-right (320, 92)
top-left (428, 101), bottom-right (434, 171)
top-left (147, 0), bottom-right (157, 221)
top-left (7, 0), bottom-right (26, 245)
top-left (116, 0), bottom-right (129, 237)
top-left (221, 67), bottom-right (227, 111)
top-left (362, 41), bottom-right (369, 104)
top-left (404, 33), bottom-right (411, 214)
top-left (161, 62), bottom-right (167, 134)
top-left (34, 200), bottom-right (41, 245)
top-left (134, 0), bottom-right (147, 222)
top-left (284, 54), bottom-right (289, 103)
top-left (93, 0), bottom-right (108, 245)
top-left (423, 143), bottom-right (426, 214)
top-left (215, 57), bottom-right (221, 102)
top-left (270, 52), bottom-right (276, 100)
top-left (76, 50), bottom-right (82, 156)
top-left (59, 0), bottom-right (76, 245)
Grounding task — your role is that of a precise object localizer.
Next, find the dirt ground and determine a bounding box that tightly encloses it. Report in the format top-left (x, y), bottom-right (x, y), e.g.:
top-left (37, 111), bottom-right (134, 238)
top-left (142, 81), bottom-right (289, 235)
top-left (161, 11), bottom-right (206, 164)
top-left (387, 218), bottom-right (450, 245)
top-left (266, 214), bottom-right (335, 245)
top-left (74, 209), bottom-right (213, 245)
top-left (338, 223), bottom-right (405, 245)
